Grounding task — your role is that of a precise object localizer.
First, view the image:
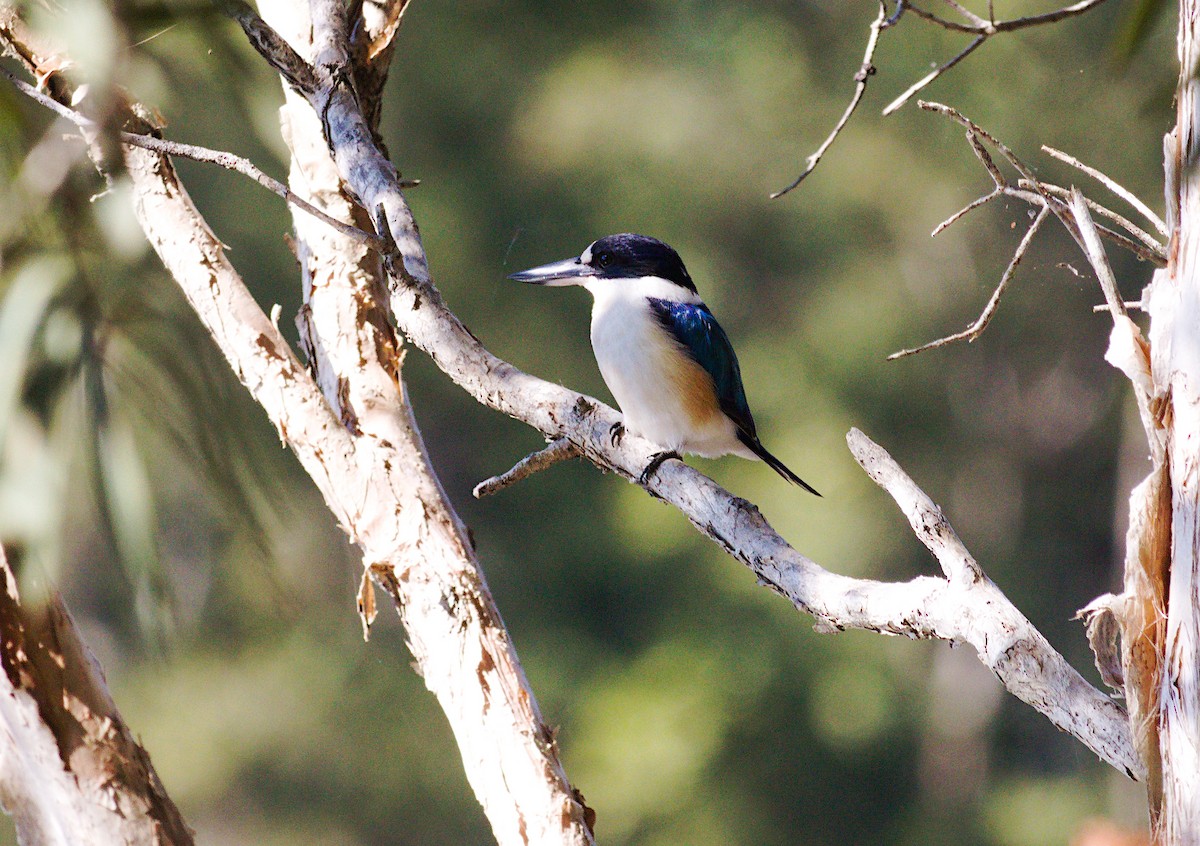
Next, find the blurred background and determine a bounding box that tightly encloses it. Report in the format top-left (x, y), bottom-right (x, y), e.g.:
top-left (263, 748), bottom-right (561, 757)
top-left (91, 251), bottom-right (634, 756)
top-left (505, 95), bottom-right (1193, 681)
top-left (0, 1), bottom-right (1176, 843)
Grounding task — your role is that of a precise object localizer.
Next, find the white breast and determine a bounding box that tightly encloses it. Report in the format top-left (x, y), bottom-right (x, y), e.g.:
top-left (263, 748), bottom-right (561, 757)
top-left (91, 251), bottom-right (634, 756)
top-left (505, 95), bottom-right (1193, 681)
top-left (584, 278), bottom-right (745, 458)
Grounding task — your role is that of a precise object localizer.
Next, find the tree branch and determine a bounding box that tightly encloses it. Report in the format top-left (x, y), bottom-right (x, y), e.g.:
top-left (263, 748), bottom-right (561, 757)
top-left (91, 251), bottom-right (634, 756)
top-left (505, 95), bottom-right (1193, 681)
top-left (889, 102), bottom-right (1164, 359)
top-left (772, 2), bottom-right (889, 198)
top-left (775, 0), bottom-right (1114, 193)
top-left (473, 437), bottom-right (582, 498)
top-left (1043, 145), bottom-right (1169, 238)
top-left (888, 204), bottom-right (1048, 359)
top-left (224, 3), bottom-right (1143, 780)
top-left (0, 66), bottom-right (389, 251)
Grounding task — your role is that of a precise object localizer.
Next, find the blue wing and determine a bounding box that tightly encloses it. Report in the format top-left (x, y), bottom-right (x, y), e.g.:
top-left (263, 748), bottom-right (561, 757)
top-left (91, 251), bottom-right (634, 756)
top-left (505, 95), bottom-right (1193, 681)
top-left (646, 298), bottom-right (757, 439)
top-left (648, 299), bottom-right (821, 495)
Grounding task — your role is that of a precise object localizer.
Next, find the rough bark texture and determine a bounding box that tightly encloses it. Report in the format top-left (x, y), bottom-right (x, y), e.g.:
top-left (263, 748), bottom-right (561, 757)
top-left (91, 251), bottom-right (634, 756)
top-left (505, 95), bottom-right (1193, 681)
top-left (1153, 2), bottom-right (1200, 840)
top-left (0, 545), bottom-right (192, 845)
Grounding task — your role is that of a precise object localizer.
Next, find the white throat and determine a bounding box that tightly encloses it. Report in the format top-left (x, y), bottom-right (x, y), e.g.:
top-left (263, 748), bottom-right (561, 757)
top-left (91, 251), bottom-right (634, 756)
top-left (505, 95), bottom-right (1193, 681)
top-left (582, 275), bottom-right (702, 307)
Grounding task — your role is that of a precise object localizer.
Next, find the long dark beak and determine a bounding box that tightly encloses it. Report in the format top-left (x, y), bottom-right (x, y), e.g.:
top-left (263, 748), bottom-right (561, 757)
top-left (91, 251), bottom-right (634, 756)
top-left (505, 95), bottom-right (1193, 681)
top-left (508, 257), bottom-right (597, 286)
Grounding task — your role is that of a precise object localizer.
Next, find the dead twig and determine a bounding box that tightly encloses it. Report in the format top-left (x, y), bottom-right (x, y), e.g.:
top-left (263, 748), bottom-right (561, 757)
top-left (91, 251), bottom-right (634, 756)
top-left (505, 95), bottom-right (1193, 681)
top-left (889, 205), bottom-right (1048, 360)
top-left (1070, 188), bottom-right (1128, 320)
top-left (882, 34), bottom-right (986, 115)
top-left (891, 102), bottom-right (1154, 359)
top-left (1030, 181), bottom-right (1165, 260)
top-left (907, 0), bottom-right (1111, 33)
top-left (883, 0), bottom-right (1114, 113)
top-left (473, 437), bottom-right (581, 498)
top-left (919, 101), bottom-right (1165, 264)
top-left (771, 2), bottom-right (890, 198)
top-left (776, 0), bottom-right (1113, 196)
top-left (1043, 145), bottom-right (1169, 238)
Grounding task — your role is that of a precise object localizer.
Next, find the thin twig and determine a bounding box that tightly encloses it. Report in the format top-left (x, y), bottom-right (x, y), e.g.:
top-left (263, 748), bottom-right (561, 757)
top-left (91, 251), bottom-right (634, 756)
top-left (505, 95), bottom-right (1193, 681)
top-left (1031, 180), bottom-right (1166, 259)
top-left (473, 437), bottom-right (581, 498)
top-left (941, 0), bottom-right (988, 28)
top-left (897, 103), bottom-right (1153, 360)
top-left (775, 0), bottom-right (1111, 196)
top-left (890, 205), bottom-right (1049, 359)
top-left (1070, 188), bottom-right (1128, 320)
top-left (990, 0), bottom-right (1112, 32)
top-left (923, 103), bottom-right (1166, 266)
top-left (931, 187), bottom-right (1001, 236)
top-left (883, 34), bottom-right (985, 115)
top-left (909, 0), bottom-right (1111, 33)
top-left (771, 2), bottom-right (889, 198)
top-left (1094, 301), bottom-right (1144, 313)
top-left (906, 3), bottom-right (978, 33)
top-left (1043, 145), bottom-right (1169, 237)
top-left (919, 101), bottom-right (1080, 243)
top-left (0, 66), bottom-right (388, 251)
top-left (968, 130), bottom-right (1006, 186)
top-left (884, 0), bottom-right (1113, 114)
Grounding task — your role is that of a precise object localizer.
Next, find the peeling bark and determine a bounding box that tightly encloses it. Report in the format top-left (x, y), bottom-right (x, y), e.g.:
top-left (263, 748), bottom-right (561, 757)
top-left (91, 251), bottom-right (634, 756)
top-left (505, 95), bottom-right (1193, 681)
top-left (0, 545), bottom-right (192, 845)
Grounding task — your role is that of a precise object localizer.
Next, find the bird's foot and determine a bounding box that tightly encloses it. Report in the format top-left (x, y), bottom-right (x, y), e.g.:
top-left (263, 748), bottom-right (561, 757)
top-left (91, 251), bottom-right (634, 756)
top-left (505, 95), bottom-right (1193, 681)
top-left (609, 421), bottom-right (625, 447)
top-left (638, 450), bottom-right (682, 485)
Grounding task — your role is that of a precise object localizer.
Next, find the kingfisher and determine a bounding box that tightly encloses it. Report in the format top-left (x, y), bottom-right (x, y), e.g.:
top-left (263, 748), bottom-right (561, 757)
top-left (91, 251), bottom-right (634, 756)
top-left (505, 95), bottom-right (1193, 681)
top-left (509, 233), bottom-right (820, 495)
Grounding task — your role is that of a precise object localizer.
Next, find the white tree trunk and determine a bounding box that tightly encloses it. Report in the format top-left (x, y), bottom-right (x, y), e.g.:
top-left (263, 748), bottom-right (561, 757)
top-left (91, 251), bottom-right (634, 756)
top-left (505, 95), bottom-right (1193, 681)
top-left (1151, 2), bottom-right (1200, 842)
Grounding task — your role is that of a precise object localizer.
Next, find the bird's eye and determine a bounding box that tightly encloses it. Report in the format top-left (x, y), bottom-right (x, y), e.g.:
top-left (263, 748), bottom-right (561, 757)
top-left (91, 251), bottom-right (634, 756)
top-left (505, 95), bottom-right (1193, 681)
top-left (595, 251), bottom-right (613, 268)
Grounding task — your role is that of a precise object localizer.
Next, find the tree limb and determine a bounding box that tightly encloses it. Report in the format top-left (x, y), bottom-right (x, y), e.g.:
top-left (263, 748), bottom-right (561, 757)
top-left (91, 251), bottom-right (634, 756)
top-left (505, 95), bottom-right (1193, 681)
top-left (227, 2), bottom-right (1143, 780)
top-left (772, 2), bottom-right (890, 198)
top-left (890, 102), bottom-right (1165, 360)
top-left (775, 0), bottom-right (1115, 193)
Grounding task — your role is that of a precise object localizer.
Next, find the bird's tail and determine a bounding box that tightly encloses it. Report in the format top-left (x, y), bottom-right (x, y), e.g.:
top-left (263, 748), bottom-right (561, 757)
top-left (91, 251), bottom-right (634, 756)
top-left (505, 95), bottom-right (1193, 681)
top-left (739, 432), bottom-right (821, 496)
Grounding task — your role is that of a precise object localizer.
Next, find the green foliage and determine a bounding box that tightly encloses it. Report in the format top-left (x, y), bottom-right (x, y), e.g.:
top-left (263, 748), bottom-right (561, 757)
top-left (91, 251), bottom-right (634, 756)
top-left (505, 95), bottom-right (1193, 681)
top-left (0, 1), bottom-right (1170, 843)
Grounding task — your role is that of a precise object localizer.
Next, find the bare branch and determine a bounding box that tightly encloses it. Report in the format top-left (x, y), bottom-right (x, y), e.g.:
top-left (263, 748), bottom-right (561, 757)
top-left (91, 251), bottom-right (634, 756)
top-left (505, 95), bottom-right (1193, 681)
top-left (905, 2), bottom-right (979, 33)
top-left (842, 428), bottom-right (1140, 778)
top-left (1094, 301), bottom-right (1145, 313)
top-left (474, 437), bottom-right (581, 498)
top-left (940, 0), bottom-right (988, 28)
top-left (930, 187), bottom-right (1001, 236)
top-left (1031, 180), bottom-right (1166, 260)
top-left (1043, 145), bottom-right (1169, 238)
top-left (771, 2), bottom-right (889, 198)
top-left (215, 0), bottom-right (319, 94)
top-left (776, 0), bottom-right (1112, 195)
top-left (990, 0), bottom-right (1112, 32)
top-left (908, 0), bottom-right (1111, 33)
top-left (0, 67), bottom-right (387, 250)
top-left (920, 101), bottom-right (1167, 266)
top-left (1070, 187), bottom-right (1128, 320)
top-left (890, 204), bottom-right (1049, 359)
top-left (881, 0), bottom-right (1112, 115)
top-left (968, 130), bottom-right (1006, 186)
top-left (896, 102), bottom-right (1164, 360)
top-left (882, 33), bottom-right (986, 115)
top-left (0, 542), bottom-right (193, 844)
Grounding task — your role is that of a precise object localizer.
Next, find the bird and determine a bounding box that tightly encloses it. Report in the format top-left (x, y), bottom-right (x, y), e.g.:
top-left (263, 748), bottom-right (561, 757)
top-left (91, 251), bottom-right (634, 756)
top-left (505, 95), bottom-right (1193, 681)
top-left (508, 233), bottom-right (820, 495)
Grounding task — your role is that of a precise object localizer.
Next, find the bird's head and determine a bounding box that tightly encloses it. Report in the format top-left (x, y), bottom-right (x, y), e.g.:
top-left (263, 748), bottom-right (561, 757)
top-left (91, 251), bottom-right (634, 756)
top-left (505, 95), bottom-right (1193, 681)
top-left (508, 233), bottom-right (697, 294)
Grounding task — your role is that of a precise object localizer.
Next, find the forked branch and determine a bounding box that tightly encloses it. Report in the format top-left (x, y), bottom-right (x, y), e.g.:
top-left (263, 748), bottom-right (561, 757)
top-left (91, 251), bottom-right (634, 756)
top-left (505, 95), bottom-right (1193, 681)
top-left (776, 0), bottom-right (1114, 196)
top-left (890, 102), bottom-right (1163, 360)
